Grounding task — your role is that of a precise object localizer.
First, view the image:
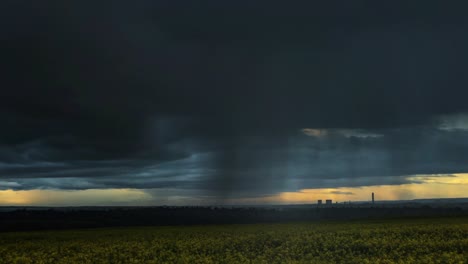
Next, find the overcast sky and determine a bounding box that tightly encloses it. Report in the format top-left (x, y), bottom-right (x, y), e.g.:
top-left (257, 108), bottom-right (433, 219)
top-left (1, 1), bottom-right (468, 205)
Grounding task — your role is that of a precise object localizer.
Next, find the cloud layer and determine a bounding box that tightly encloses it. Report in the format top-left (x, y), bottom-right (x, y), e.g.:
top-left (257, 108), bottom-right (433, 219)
top-left (1, 1), bottom-right (468, 201)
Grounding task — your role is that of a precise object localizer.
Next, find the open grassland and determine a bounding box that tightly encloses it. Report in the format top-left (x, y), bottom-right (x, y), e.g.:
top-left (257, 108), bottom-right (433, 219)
top-left (1, 217), bottom-right (467, 264)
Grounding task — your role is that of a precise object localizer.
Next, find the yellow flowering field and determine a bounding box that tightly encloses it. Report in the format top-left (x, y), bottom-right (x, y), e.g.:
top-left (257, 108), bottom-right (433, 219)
top-left (1, 217), bottom-right (467, 264)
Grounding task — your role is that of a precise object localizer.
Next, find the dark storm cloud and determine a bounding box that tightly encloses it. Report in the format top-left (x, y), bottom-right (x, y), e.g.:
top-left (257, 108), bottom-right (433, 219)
top-left (2, 1), bottom-right (468, 199)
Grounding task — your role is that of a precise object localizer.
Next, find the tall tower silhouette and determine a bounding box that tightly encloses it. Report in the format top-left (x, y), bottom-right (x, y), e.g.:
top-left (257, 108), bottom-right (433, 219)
top-left (372, 192), bottom-right (375, 204)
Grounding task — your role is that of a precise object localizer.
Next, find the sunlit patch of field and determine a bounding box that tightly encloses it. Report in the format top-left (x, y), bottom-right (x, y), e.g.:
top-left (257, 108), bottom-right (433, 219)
top-left (1, 217), bottom-right (467, 264)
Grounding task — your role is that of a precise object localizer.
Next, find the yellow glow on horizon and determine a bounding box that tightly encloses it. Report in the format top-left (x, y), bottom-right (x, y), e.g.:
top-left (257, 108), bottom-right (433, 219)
top-left (0, 174), bottom-right (467, 206)
top-left (233, 173), bottom-right (468, 204)
top-left (0, 189), bottom-right (152, 206)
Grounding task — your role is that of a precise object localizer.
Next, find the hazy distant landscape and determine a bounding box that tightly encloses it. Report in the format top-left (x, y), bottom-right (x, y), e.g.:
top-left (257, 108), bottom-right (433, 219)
top-left (1, 198), bottom-right (467, 232)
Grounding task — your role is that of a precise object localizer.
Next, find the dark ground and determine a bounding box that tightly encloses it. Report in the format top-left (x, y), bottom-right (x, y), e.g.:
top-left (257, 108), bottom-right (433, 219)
top-left (1, 201), bottom-right (467, 232)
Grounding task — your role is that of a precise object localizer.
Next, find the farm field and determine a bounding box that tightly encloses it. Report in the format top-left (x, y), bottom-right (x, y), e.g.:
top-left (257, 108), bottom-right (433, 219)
top-left (1, 217), bottom-right (467, 264)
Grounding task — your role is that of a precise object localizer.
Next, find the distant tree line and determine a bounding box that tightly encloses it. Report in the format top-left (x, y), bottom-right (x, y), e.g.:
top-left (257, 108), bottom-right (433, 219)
top-left (0, 206), bottom-right (466, 232)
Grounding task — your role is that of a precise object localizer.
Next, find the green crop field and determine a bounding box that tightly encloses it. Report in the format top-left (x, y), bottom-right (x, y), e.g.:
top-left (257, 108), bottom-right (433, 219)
top-left (1, 217), bottom-right (467, 264)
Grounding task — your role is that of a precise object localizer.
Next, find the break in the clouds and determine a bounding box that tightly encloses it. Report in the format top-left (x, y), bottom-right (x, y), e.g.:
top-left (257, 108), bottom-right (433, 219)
top-left (1, 1), bottom-right (468, 203)
top-left (301, 129), bottom-right (383, 139)
top-left (437, 113), bottom-right (468, 131)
